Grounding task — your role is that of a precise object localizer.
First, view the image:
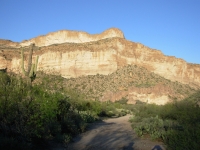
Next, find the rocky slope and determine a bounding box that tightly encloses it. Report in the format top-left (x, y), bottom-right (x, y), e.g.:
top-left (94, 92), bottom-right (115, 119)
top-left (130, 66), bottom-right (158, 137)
top-left (0, 39), bottom-right (20, 48)
top-left (0, 28), bottom-right (200, 104)
top-left (62, 65), bottom-right (195, 105)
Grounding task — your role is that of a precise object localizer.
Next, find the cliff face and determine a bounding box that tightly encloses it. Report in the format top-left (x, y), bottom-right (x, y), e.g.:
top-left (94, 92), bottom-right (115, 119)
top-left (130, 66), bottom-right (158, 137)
top-left (0, 39), bottom-right (20, 48)
top-left (2, 37), bottom-right (200, 89)
top-left (0, 28), bottom-right (200, 91)
top-left (20, 28), bottom-right (124, 47)
top-left (36, 38), bottom-right (200, 88)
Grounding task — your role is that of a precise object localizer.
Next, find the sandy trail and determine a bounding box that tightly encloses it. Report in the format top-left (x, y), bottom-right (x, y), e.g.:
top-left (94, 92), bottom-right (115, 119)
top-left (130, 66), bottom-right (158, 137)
top-left (65, 115), bottom-right (166, 150)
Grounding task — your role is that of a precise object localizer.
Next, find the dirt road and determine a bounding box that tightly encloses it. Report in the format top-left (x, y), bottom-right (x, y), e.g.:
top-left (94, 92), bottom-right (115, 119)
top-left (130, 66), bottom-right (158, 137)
top-left (65, 115), bottom-right (166, 150)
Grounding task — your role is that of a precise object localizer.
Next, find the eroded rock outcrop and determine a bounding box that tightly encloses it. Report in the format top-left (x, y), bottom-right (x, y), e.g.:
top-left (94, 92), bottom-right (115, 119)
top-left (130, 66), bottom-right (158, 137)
top-left (0, 39), bottom-right (20, 48)
top-left (102, 85), bottom-right (173, 105)
top-left (32, 38), bottom-right (200, 88)
top-left (1, 30), bottom-right (200, 88)
top-left (0, 28), bottom-right (200, 105)
top-left (20, 28), bottom-right (124, 47)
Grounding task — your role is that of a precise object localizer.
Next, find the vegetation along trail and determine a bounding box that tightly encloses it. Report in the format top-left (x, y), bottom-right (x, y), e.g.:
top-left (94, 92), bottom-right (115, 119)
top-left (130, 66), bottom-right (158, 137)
top-left (65, 115), bottom-right (166, 150)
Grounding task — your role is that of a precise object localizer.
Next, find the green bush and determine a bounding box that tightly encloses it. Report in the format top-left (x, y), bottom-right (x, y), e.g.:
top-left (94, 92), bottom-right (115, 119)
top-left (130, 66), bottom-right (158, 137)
top-left (130, 91), bottom-right (200, 149)
top-left (0, 72), bottom-right (135, 149)
top-left (164, 124), bottom-right (200, 150)
top-left (116, 97), bottom-right (128, 104)
top-left (131, 115), bottom-right (175, 140)
top-left (0, 73), bottom-right (98, 149)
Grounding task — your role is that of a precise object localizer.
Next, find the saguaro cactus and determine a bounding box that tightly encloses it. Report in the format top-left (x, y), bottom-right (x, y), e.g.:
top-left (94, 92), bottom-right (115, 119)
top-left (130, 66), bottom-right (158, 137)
top-left (21, 43), bottom-right (39, 81)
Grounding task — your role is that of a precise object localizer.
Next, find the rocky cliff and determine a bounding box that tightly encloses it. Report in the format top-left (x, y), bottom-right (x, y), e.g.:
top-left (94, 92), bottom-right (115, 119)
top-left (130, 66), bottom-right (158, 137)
top-left (0, 39), bottom-right (20, 48)
top-left (1, 28), bottom-right (200, 87)
top-left (20, 28), bottom-right (124, 47)
top-left (0, 28), bottom-right (200, 104)
top-left (61, 65), bottom-right (195, 105)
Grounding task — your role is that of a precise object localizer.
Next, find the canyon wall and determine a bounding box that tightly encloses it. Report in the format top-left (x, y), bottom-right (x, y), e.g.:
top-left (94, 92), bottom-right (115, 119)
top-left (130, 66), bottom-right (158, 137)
top-left (1, 28), bottom-right (200, 104)
top-left (0, 28), bottom-right (200, 89)
top-left (2, 38), bottom-right (199, 88)
top-left (20, 28), bottom-right (124, 47)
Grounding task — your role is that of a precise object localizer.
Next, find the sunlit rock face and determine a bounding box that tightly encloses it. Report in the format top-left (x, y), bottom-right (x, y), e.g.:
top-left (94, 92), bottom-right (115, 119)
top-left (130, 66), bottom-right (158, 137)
top-left (37, 49), bottom-right (118, 78)
top-left (20, 28), bottom-right (124, 47)
top-left (1, 28), bottom-right (200, 88)
top-left (0, 39), bottom-right (20, 48)
top-left (17, 37), bottom-right (200, 88)
top-left (0, 56), bottom-right (7, 70)
top-left (101, 85), bottom-right (173, 105)
top-left (1, 28), bottom-right (200, 104)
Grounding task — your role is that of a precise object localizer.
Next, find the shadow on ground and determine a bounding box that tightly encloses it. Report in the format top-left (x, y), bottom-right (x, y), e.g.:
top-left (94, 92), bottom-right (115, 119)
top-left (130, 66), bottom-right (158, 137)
top-left (65, 116), bottom-right (165, 150)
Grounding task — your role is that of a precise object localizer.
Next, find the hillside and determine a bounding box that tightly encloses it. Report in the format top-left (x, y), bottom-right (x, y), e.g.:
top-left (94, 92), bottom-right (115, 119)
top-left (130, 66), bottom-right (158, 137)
top-left (63, 64), bottom-right (195, 105)
top-left (0, 28), bottom-right (200, 105)
top-left (1, 35), bottom-right (200, 89)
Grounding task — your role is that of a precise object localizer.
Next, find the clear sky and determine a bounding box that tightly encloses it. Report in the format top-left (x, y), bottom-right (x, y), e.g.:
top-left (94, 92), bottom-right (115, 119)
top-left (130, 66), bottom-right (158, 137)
top-left (1, 0), bottom-right (200, 64)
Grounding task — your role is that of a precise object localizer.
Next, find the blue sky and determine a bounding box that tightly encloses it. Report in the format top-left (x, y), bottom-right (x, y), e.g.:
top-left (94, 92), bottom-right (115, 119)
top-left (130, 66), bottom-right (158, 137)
top-left (1, 0), bottom-right (200, 64)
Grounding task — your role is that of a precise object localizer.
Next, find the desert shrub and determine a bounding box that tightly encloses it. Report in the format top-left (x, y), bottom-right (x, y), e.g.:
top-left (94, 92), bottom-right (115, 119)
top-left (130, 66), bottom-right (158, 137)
top-left (98, 103), bottom-right (116, 117)
top-left (79, 111), bottom-right (98, 123)
top-left (162, 98), bottom-right (200, 150)
top-left (0, 73), bottom-right (97, 149)
top-left (95, 101), bottom-right (131, 117)
top-left (130, 91), bottom-right (200, 149)
top-left (63, 89), bottom-right (131, 118)
top-left (0, 135), bottom-right (31, 150)
top-left (89, 101), bottom-right (103, 115)
top-left (133, 103), bottom-right (162, 118)
top-left (164, 124), bottom-right (200, 150)
top-left (131, 115), bottom-right (176, 140)
top-left (0, 72), bottom-right (136, 148)
top-left (116, 97), bottom-right (128, 104)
